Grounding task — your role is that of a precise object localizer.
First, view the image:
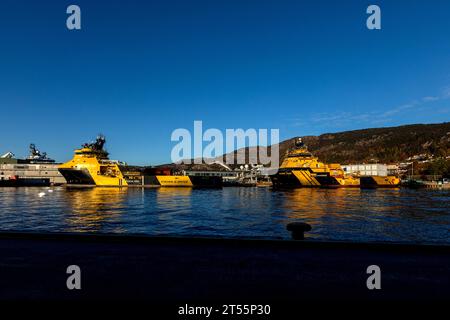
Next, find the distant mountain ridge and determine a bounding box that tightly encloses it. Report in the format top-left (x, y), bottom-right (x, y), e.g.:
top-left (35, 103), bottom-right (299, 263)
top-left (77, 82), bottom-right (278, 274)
top-left (220, 122), bottom-right (450, 166)
top-left (167, 122), bottom-right (450, 170)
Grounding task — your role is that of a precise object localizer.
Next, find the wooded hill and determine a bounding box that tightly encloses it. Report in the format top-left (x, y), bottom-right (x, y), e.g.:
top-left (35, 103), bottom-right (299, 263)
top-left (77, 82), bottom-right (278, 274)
top-left (166, 122), bottom-right (450, 171)
top-left (289, 122), bottom-right (450, 164)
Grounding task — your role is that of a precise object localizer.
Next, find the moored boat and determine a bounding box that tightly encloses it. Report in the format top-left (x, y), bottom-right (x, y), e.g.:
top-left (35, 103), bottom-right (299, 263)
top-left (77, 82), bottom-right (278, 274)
top-left (0, 144), bottom-right (65, 185)
top-left (58, 135), bottom-right (222, 188)
top-left (270, 138), bottom-right (360, 188)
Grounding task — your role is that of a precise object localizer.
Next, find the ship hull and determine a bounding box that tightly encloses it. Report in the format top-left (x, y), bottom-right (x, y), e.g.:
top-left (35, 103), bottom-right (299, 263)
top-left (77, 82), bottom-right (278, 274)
top-left (187, 175), bottom-right (223, 188)
top-left (58, 168), bottom-right (96, 185)
top-left (59, 168), bottom-right (222, 188)
top-left (0, 178), bottom-right (50, 187)
top-left (140, 175), bottom-right (222, 188)
top-left (271, 168), bottom-right (359, 188)
top-left (360, 176), bottom-right (400, 188)
top-left (314, 174), bottom-right (360, 188)
top-left (270, 169), bottom-right (304, 188)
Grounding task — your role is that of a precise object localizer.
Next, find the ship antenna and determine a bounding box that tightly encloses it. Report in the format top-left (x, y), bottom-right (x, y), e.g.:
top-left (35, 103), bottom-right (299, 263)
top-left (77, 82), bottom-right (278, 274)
top-left (96, 134), bottom-right (106, 150)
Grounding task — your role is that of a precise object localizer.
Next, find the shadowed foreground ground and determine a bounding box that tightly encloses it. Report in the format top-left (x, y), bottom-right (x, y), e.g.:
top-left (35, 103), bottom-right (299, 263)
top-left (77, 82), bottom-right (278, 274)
top-left (0, 232), bottom-right (449, 301)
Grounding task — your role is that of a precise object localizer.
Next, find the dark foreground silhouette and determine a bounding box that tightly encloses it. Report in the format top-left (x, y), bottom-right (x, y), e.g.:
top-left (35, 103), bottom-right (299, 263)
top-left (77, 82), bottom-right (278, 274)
top-left (0, 232), bottom-right (449, 301)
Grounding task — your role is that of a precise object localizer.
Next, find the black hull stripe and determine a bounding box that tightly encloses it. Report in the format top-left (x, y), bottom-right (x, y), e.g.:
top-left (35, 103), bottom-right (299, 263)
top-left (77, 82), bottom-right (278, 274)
top-left (58, 168), bottom-right (96, 185)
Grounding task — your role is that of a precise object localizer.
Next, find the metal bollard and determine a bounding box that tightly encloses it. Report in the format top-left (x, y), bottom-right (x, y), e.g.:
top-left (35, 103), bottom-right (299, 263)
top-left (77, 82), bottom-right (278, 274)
top-left (286, 222), bottom-right (312, 240)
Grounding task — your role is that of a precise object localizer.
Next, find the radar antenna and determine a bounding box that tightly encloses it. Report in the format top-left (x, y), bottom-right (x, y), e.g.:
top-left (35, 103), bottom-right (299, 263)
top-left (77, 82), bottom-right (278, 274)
top-left (295, 138), bottom-right (305, 148)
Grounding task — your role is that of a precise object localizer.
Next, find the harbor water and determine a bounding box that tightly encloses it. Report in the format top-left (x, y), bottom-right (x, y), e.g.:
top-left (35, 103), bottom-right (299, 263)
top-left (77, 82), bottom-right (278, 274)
top-left (0, 187), bottom-right (449, 244)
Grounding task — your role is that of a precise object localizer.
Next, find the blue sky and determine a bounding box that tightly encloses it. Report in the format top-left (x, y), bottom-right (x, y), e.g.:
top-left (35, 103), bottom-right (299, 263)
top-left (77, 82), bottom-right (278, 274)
top-left (0, 0), bottom-right (449, 164)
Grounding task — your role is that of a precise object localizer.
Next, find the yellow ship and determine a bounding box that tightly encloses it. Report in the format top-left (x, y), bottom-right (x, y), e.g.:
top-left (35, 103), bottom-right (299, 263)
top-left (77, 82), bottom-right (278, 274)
top-left (271, 138), bottom-right (401, 188)
top-left (58, 135), bottom-right (222, 187)
top-left (271, 138), bottom-right (360, 188)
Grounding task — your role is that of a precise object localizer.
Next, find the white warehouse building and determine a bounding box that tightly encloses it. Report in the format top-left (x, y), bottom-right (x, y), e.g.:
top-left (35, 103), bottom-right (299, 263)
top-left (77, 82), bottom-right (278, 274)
top-left (342, 164), bottom-right (388, 176)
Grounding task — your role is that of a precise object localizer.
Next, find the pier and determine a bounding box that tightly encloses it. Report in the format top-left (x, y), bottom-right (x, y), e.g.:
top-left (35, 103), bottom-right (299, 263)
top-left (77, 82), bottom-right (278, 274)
top-left (0, 232), bottom-right (449, 301)
top-left (421, 182), bottom-right (450, 189)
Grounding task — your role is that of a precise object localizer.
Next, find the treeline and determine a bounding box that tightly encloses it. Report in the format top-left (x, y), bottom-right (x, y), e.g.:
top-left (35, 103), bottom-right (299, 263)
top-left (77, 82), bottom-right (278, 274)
top-left (421, 159), bottom-right (450, 177)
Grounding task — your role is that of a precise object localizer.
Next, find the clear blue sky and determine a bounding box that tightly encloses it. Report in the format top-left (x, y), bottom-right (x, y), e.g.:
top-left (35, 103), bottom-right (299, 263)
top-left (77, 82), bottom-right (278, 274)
top-left (1, 0), bottom-right (449, 165)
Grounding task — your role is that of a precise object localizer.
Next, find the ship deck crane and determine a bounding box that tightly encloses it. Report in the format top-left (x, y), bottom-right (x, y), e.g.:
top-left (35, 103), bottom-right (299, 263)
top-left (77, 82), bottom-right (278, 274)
top-left (210, 160), bottom-right (233, 172)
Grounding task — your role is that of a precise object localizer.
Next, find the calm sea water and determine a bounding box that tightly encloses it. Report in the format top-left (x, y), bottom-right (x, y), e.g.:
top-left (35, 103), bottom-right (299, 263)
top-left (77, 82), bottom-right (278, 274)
top-left (0, 187), bottom-right (449, 244)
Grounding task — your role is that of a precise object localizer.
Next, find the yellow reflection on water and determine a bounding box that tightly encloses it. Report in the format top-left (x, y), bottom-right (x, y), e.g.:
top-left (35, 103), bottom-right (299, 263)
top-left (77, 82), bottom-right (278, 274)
top-left (280, 187), bottom-right (402, 226)
top-left (64, 187), bottom-right (128, 232)
top-left (281, 188), bottom-right (359, 229)
top-left (155, 187), bottom-right (192, 210)
top-left (157, 187), bottom-right (192, 197)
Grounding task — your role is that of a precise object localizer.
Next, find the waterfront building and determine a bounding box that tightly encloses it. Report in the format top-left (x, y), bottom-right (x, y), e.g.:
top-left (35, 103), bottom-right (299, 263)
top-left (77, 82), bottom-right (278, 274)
top-left (342, 164), bottom-right (388, 177)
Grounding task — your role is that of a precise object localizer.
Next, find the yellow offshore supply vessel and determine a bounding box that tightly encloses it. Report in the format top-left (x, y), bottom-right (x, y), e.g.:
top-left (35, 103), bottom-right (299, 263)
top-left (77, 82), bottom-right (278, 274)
top-left (270, 138), bottom-right (400, 188)
top-left (270, 138), bottom-right (360, 188)
top-left (58, 135), bottom-right (222, 187)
